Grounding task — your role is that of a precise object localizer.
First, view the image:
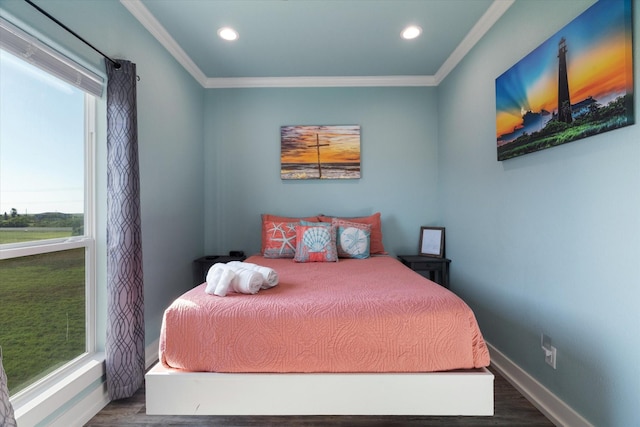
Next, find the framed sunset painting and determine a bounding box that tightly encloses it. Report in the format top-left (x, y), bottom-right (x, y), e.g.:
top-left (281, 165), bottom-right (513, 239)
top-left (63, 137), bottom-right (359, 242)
top-left (281, 125), bottom-right (361, 180)
top-left (495, 0), bottom-right (634, 161)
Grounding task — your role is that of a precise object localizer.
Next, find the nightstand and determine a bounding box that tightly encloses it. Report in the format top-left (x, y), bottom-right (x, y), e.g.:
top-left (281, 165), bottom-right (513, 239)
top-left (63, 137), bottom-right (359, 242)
top-left (397, 255), bottom-right (451, 288)
top-left (194, 254), bottom-right (247, 284)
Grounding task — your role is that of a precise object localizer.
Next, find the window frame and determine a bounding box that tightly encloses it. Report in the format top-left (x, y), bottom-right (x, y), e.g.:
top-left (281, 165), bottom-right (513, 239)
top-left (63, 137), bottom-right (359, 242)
top-left (0, 89), bottom-right (98, 407)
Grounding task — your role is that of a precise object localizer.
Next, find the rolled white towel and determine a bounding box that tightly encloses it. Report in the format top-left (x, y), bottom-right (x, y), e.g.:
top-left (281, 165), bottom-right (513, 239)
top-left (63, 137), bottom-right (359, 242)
top-left (227, 261), bottom-right (279, 289)
top-left (205, 264), bottom-right (236, 296)
top-left (229, 266), bottom-right (263, 294)
top-left (214, 268), bottom-right (236, 297)
top-left (204, 264), bottom-right (224, 294)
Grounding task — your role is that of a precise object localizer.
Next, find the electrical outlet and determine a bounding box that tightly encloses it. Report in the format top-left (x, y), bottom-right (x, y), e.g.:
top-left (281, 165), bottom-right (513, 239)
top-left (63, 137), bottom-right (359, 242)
top-left (541, 333), bottom-right (557, 369)
top-left (545, 345), bottom-right (557, 369)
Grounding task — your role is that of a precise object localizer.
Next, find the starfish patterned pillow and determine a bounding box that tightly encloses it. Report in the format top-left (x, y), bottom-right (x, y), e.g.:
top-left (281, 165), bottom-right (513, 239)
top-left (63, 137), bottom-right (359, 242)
top-left (263, 222), bottom-right (298, 258)
top-left (261, 214), bottom-right (319, 255)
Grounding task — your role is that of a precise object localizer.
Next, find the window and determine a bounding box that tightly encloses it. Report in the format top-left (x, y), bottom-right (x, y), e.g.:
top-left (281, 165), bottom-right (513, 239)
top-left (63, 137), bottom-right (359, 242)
top-left (0, 18), bottom-right (99, 399)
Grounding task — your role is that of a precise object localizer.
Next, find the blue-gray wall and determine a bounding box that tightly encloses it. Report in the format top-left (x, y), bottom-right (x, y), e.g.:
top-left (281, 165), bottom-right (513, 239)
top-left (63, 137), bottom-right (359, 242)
top-left (203, 87), bottom-right (439, 256)
top-left (437, 1), bottom-right (639, 425)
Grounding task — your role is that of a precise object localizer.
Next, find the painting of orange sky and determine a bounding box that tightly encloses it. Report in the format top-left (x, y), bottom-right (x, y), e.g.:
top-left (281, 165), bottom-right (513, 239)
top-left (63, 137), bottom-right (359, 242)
top-left (495, 0), bottom-right (633, 142)
top-left (281, 125), bottom-right (360, 179)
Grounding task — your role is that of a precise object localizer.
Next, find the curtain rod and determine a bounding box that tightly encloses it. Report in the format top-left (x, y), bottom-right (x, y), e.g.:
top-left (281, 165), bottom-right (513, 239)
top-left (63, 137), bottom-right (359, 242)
top-left (24, 0), bottom-right (121, 69)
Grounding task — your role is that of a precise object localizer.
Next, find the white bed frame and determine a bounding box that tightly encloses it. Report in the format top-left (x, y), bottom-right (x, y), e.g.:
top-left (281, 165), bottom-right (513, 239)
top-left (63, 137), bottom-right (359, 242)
top-left (145, 362), bottom-right (494, 416)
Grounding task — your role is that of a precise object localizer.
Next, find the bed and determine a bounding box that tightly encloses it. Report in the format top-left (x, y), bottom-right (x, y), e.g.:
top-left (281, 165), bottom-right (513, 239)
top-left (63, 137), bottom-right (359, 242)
top-left (146, 254), bottom-right (493, 416)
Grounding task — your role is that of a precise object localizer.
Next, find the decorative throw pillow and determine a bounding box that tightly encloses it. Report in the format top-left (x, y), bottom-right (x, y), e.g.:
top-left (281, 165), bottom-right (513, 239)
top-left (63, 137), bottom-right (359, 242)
top-left (293, 223), bottom-right (338, 262)
top-left (263, 222), bottom-right (298, 258)
top-left (332, 218), bottom-right (371, 259)
top-left (261, 214), bottom-right (319, 255)
top-left (318, 212), bottom-right (386, 254)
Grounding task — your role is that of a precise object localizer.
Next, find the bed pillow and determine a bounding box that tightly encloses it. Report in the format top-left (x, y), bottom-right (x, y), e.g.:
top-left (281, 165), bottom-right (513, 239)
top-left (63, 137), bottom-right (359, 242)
top-left (293, 222), bottom-right (338, 263)
top-left (332, 218), bottom-right (371, 259)
top-left (261, 214), bottom-right (319, 255)
top-left (318, 212), bottom-right (386, 254)
top-left (263, 222), bottom-right (299, 258)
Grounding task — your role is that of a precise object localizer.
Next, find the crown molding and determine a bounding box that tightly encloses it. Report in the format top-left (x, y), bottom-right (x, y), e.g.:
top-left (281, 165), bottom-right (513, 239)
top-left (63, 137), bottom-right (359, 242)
top-left (434, 0), bottom-right (515, 84)
top-left (122, 0), bottom-right (513, 89)
top-left (119, 0), bottom-right (207, 86)
top-left (204, 75), bottom-right (437, 89)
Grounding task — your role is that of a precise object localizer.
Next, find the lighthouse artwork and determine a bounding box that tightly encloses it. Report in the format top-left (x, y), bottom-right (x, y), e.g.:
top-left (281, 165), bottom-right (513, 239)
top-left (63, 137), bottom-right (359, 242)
top-left (495, 0), bottom-right (634, 161)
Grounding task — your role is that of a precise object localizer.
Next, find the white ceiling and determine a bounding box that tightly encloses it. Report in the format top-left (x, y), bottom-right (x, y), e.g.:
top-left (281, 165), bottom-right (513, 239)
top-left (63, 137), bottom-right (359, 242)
top-left (122, 0), bottom-right (514, 88)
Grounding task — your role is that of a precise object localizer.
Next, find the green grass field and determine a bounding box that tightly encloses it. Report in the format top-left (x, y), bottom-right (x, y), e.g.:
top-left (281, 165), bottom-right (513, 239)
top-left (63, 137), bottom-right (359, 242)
top-left (0, 228), bottom-right (72, 244)
top-left (0, 248), bottom-right (85, 395)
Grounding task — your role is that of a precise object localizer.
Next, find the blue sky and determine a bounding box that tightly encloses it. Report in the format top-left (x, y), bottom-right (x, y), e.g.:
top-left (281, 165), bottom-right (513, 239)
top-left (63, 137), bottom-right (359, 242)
top-left (0, 50), bottom-right (85, 215)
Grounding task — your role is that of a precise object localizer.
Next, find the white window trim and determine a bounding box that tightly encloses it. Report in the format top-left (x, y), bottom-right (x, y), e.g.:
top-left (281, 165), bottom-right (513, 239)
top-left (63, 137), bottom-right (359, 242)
top-left (84, 93), bottom-right (98, 358)
top-left (1, 95), bottom-right (97, 383)
top-left (0, 67), bottom-right (99, 425)
top-left (0, 16), bottom-right (104, 97)
top-left (12, 353), bottom-right (107, 427)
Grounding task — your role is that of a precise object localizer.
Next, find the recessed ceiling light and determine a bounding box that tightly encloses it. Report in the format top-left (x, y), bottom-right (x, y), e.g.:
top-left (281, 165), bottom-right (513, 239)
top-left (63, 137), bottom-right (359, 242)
top-left (401, 25), bottom-right (422, 40)
top-left (218, 27), bottom-right (239, 41)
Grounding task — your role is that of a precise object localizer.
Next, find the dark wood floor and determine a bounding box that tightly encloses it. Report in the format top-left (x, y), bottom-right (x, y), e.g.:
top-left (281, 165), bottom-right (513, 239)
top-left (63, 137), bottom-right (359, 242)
top-left (85, 365), bottom-right (554, 426)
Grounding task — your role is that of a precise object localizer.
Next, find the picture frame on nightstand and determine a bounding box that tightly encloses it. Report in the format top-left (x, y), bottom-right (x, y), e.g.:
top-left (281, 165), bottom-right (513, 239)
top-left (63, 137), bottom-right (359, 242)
top-left (419, 226), bottom-right (445, 258)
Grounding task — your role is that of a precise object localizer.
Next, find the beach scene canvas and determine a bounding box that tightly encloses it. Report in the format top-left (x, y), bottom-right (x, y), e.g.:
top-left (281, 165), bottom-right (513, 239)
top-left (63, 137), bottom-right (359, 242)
top-left (281, 125), bottom-right (361, 179)
top-left (495, 0), bottom-right (634, 161)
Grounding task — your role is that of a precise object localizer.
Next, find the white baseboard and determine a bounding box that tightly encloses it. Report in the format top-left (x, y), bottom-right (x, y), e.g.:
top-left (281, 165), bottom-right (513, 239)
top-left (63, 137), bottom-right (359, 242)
top-left (488, 343), bottom-right (593, 427)
top-left (145, 338), bottom-right (160, 368)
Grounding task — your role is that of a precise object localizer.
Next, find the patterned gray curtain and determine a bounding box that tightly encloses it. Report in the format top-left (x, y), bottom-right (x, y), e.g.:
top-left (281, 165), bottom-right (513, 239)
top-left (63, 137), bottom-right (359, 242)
top-left (0, 349), bottom-right (17, 427)
top-left (105, 59), bottom-right (145, 400)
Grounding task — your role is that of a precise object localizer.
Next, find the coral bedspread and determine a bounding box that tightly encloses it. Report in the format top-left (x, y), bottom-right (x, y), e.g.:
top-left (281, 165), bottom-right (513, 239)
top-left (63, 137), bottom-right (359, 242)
top-left (159, 255), bottom-right (490, 373)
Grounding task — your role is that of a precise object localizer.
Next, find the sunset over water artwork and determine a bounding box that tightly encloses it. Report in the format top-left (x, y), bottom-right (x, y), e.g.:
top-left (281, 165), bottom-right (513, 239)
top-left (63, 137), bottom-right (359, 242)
top-left (281, 125), bottom-right (361, 179)
top-left (495, 0), bottom-right (634, 161)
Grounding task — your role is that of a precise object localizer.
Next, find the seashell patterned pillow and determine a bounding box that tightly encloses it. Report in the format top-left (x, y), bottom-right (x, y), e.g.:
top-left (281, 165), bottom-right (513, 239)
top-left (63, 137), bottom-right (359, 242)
top-left (293, 222), bottom-right (338, 262)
